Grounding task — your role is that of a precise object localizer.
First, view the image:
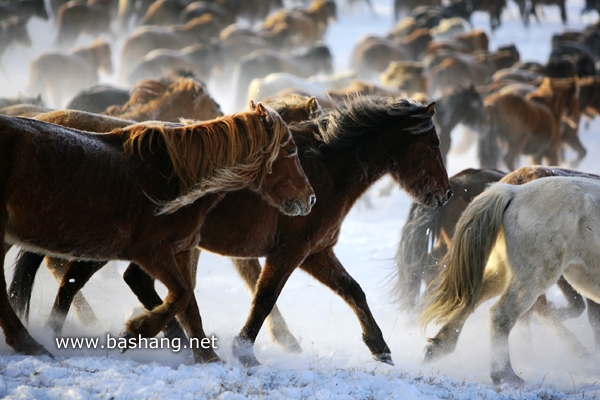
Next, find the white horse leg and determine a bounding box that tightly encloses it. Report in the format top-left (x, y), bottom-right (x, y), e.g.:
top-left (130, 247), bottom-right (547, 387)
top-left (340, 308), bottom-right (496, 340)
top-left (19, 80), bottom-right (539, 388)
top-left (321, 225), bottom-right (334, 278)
top-left (489, 284), bottom-right (538, 386)
top-left (533, 295), bottom-right (589, 358)
top-left (424, 253), bottom-right (508, 362)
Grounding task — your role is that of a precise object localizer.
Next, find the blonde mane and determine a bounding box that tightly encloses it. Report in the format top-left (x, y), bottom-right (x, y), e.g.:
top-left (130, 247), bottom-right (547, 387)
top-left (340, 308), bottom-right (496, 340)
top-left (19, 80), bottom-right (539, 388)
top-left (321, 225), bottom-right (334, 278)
top-left (121, 104), bottom-right (288, 214)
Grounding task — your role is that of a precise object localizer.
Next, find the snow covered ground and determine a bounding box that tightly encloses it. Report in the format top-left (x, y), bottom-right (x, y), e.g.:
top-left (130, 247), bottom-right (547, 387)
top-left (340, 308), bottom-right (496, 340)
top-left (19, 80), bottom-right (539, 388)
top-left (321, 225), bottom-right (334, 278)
top-left (1, 0), bottom-right (600, 398)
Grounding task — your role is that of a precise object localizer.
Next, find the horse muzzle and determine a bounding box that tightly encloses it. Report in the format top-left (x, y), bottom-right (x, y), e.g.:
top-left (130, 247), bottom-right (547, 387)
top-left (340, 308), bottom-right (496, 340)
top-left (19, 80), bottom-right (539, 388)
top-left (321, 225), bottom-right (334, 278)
top-left (283, 194), bottom-right (316, 216)
top-left (427, 188), bottom-right (453, 208)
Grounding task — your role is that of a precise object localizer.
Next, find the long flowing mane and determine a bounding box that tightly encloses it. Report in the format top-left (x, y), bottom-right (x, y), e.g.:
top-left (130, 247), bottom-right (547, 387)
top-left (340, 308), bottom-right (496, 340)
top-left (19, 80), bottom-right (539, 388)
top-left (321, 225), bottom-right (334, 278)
top-left (311, 96), bottom-right (434, 156)
top-left (121, 105), bottom-right (288, 214)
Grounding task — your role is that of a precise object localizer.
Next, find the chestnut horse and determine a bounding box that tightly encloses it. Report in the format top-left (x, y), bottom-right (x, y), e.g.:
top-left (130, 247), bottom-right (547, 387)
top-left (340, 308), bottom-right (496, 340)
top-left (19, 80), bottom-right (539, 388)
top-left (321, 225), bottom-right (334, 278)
top-left (420, 168), bottom-right (600, 386)
top-left (482, 77), bottom-right (579, 170)
top-left (0, 103), bottom-right (315, 362)
top-left (103, 77), bottom-right (223, 122)
top-left (12, 97), bottom-right (452, 366)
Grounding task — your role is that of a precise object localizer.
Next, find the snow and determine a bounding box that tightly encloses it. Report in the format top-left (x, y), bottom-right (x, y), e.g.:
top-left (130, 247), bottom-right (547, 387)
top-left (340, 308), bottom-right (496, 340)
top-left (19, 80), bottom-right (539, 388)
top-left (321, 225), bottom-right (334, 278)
top-left (1, 0), bottom-right (600, 398)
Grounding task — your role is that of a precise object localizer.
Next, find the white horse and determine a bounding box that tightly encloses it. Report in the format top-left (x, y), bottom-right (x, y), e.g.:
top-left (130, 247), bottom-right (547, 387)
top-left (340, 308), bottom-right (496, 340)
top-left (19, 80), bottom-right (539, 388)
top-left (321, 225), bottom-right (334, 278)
top-left (420, 176), bottom-right (600, 386)
top-left (246, 70), bottom-right (356, 103)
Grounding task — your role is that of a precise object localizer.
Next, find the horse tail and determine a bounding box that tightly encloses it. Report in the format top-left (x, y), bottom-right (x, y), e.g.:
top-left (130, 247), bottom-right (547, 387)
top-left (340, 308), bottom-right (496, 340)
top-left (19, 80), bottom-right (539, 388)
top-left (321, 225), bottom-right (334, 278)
top-left (8, 251), bottom-right (45, 322)
top-left (478, 102), bottom-right (501, 168)
top-left (420, 183), bottom-right (515, 329)
top-left (393, 201), bottom-right (439, 313)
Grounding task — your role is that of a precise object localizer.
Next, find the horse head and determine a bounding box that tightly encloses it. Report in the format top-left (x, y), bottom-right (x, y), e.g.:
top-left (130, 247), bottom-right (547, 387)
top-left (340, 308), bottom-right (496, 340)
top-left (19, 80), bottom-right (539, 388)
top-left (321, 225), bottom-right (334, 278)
top-left (384, 99), bottom-right (452, 207)
top-left (248, 100), bottom-right (315, 216)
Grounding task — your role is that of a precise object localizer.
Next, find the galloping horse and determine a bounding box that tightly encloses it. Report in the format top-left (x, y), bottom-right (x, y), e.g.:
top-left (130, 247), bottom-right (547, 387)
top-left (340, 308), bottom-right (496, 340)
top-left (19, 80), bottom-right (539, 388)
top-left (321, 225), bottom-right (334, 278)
top-left (420, 175), bottom-right (600, 386)
top-left (482, 77), bottom-right (579, 170)
top-left (12, 97), bottom-right (452, 366)
top-left (0, 103), bottom-right (315, 362)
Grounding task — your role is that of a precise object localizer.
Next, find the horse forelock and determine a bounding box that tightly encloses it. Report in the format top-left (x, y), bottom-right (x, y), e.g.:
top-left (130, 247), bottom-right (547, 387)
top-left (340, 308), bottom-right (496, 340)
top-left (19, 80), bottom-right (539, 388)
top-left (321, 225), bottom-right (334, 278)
top-left (123, 106), bottom-right (287, 214)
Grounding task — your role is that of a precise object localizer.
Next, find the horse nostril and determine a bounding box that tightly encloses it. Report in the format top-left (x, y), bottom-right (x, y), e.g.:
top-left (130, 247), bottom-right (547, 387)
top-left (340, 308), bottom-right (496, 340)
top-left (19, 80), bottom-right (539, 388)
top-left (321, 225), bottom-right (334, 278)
top-left (309, 194), bottom-right (316, 207)
top-left (445, 189), bottom-right (453, 200)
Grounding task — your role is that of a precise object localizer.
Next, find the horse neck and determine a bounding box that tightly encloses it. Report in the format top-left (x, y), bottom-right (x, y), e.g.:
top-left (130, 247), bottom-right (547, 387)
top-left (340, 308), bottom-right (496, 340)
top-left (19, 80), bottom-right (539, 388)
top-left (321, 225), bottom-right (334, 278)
top-left (72, 46), bottom-right (100, 68)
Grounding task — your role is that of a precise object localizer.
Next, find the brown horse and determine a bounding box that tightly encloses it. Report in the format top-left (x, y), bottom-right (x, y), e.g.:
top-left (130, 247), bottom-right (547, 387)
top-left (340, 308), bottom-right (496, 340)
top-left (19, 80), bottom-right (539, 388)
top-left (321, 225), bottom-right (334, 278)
top-left (28, 39), bottom-right (113, 108)
top-left (12, 97), bottom-right (452, 366)
top-left (424, 29), bottom-right (489, 55)
top-left (261, 0), bottom-right (336, 47)
top-left (263, 94), bottom-right (325, 124)
top-left (350, 29), bottom-right (432, 79)
top-left (427, 46), bottom-right (520, 98)
top-left (103, 77), bottom-right (222, 122)
top-left (119, 14), bottom-right (223, 83)
top-left (482, 77), bottom-right (579, 170)
top-left (55, 0), bottom-right (113, 49)
top-left (0, 102), bottom-right (315, 360)
top-left (380, 61), bottom-right (426, 95)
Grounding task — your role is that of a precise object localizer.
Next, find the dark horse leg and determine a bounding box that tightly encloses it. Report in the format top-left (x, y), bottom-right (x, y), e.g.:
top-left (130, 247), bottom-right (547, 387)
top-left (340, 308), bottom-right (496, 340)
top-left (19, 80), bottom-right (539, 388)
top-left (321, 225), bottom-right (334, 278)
top-left (124, 247), bottom-right (220, 363)
top-left (0, 212), bottom-right (51, 355)
top-left (231, 258), bottom-right (302, 353)
top-left (46, 259), bottom-right (106, 335)
top-left (232, 248), bottom-right (392, 366)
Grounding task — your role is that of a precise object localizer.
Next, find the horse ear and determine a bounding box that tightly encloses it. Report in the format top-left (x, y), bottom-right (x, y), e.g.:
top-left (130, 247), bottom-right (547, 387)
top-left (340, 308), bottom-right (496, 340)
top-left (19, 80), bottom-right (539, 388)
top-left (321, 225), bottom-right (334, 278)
top-left (255, 102), bottom-right (273, 127)
top-left (425, 102), bottom-right (435, 114)
top-left (306, 96), bottom-right (323, 119)
top-left (249, 99), bottom-right (257, 111)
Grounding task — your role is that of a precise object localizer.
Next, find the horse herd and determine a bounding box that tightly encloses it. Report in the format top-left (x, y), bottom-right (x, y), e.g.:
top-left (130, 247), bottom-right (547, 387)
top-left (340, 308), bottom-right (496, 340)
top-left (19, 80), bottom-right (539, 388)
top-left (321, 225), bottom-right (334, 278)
top-left (1, 0), bottom-right (600, 389)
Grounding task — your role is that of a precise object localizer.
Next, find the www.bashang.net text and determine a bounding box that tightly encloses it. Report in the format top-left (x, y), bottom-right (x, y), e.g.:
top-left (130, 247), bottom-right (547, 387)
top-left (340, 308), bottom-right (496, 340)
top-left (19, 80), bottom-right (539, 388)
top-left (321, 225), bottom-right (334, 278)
top-left (55, 334), bottom-right (218, 353)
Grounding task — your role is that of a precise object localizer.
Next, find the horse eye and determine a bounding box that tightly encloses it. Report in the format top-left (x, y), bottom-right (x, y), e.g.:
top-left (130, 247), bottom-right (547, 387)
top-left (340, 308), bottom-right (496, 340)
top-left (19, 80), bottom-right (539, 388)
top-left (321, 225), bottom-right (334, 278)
top-left (431, 145), bottom-right (439, 151)
top-left (286, 147), bottom-right (297, 156)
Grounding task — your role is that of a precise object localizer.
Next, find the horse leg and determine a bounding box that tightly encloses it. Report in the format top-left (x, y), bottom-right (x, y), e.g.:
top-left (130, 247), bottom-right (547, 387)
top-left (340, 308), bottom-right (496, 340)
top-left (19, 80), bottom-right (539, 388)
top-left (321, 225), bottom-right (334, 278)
top-left (586, 298), bottom-right (600, 351)
top-left (552, 275), bottom-right (586, 320)
top-left (489, 283), bottom-right (539, 386)
top-left (423, 254), bottom-right (508, 363)
top-left (232, 251), bottom-right (305, 366)
top-left (532, 294), bottom-right (588, 358)
top-left (231, 257), bottom-right (302, 353)
top-left (559, 0), bottom-right (567, 24)
top-left (123, 262), bottom-right (188, 341)
top-left (47, 259), bottom-right (106, 335)
top-left (562, 124), bottom-right (587, 168)
top-left (298, 248), bottom-right (392, 364)
top-left (125, 248), bottom-right (219, 363)
top-left (0, 209), bottom-right (50, 355)
top-left (169, 249), bottom-right (220, 363)
top-left (46, 257), bottom-right (100, 326)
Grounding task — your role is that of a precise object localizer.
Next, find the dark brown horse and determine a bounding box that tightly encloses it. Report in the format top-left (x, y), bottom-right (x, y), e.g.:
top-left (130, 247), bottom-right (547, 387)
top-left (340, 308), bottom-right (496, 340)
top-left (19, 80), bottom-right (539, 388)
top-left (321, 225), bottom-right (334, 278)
top-left (394, 168), bottom-right (506, 314)
top-left (0, 103), bottom-right (315, 361)
top-left (12, 97), bottom-right (452, 366)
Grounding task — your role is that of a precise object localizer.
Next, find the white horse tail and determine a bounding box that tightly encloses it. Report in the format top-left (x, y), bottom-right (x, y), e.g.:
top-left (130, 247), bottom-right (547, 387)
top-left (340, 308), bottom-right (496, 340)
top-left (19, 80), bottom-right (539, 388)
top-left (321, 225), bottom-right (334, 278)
top-left (420, 183), bottom-right (515, 329)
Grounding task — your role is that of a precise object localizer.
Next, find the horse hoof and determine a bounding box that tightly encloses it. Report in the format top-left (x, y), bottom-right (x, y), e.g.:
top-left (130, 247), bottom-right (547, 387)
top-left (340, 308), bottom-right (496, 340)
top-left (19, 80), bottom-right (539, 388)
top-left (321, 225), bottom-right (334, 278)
top-left (374, 352), bottom-right (394, 366)
top-left (284, 341), bottom-right (303, 354)
top-left (232, 336), bottom-right (260, 367)
top-left (491, 370), bottom-right (525, 387)
top-left (35, 346), bottom-right (54, 358)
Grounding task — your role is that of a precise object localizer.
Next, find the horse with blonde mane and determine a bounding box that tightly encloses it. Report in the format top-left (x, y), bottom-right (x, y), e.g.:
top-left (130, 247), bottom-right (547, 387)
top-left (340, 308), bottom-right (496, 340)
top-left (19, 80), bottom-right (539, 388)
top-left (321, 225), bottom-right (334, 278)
top-left (420, 174), bottom-right (600, 386)
top-left (0, 103), bottom-right (315, 361)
